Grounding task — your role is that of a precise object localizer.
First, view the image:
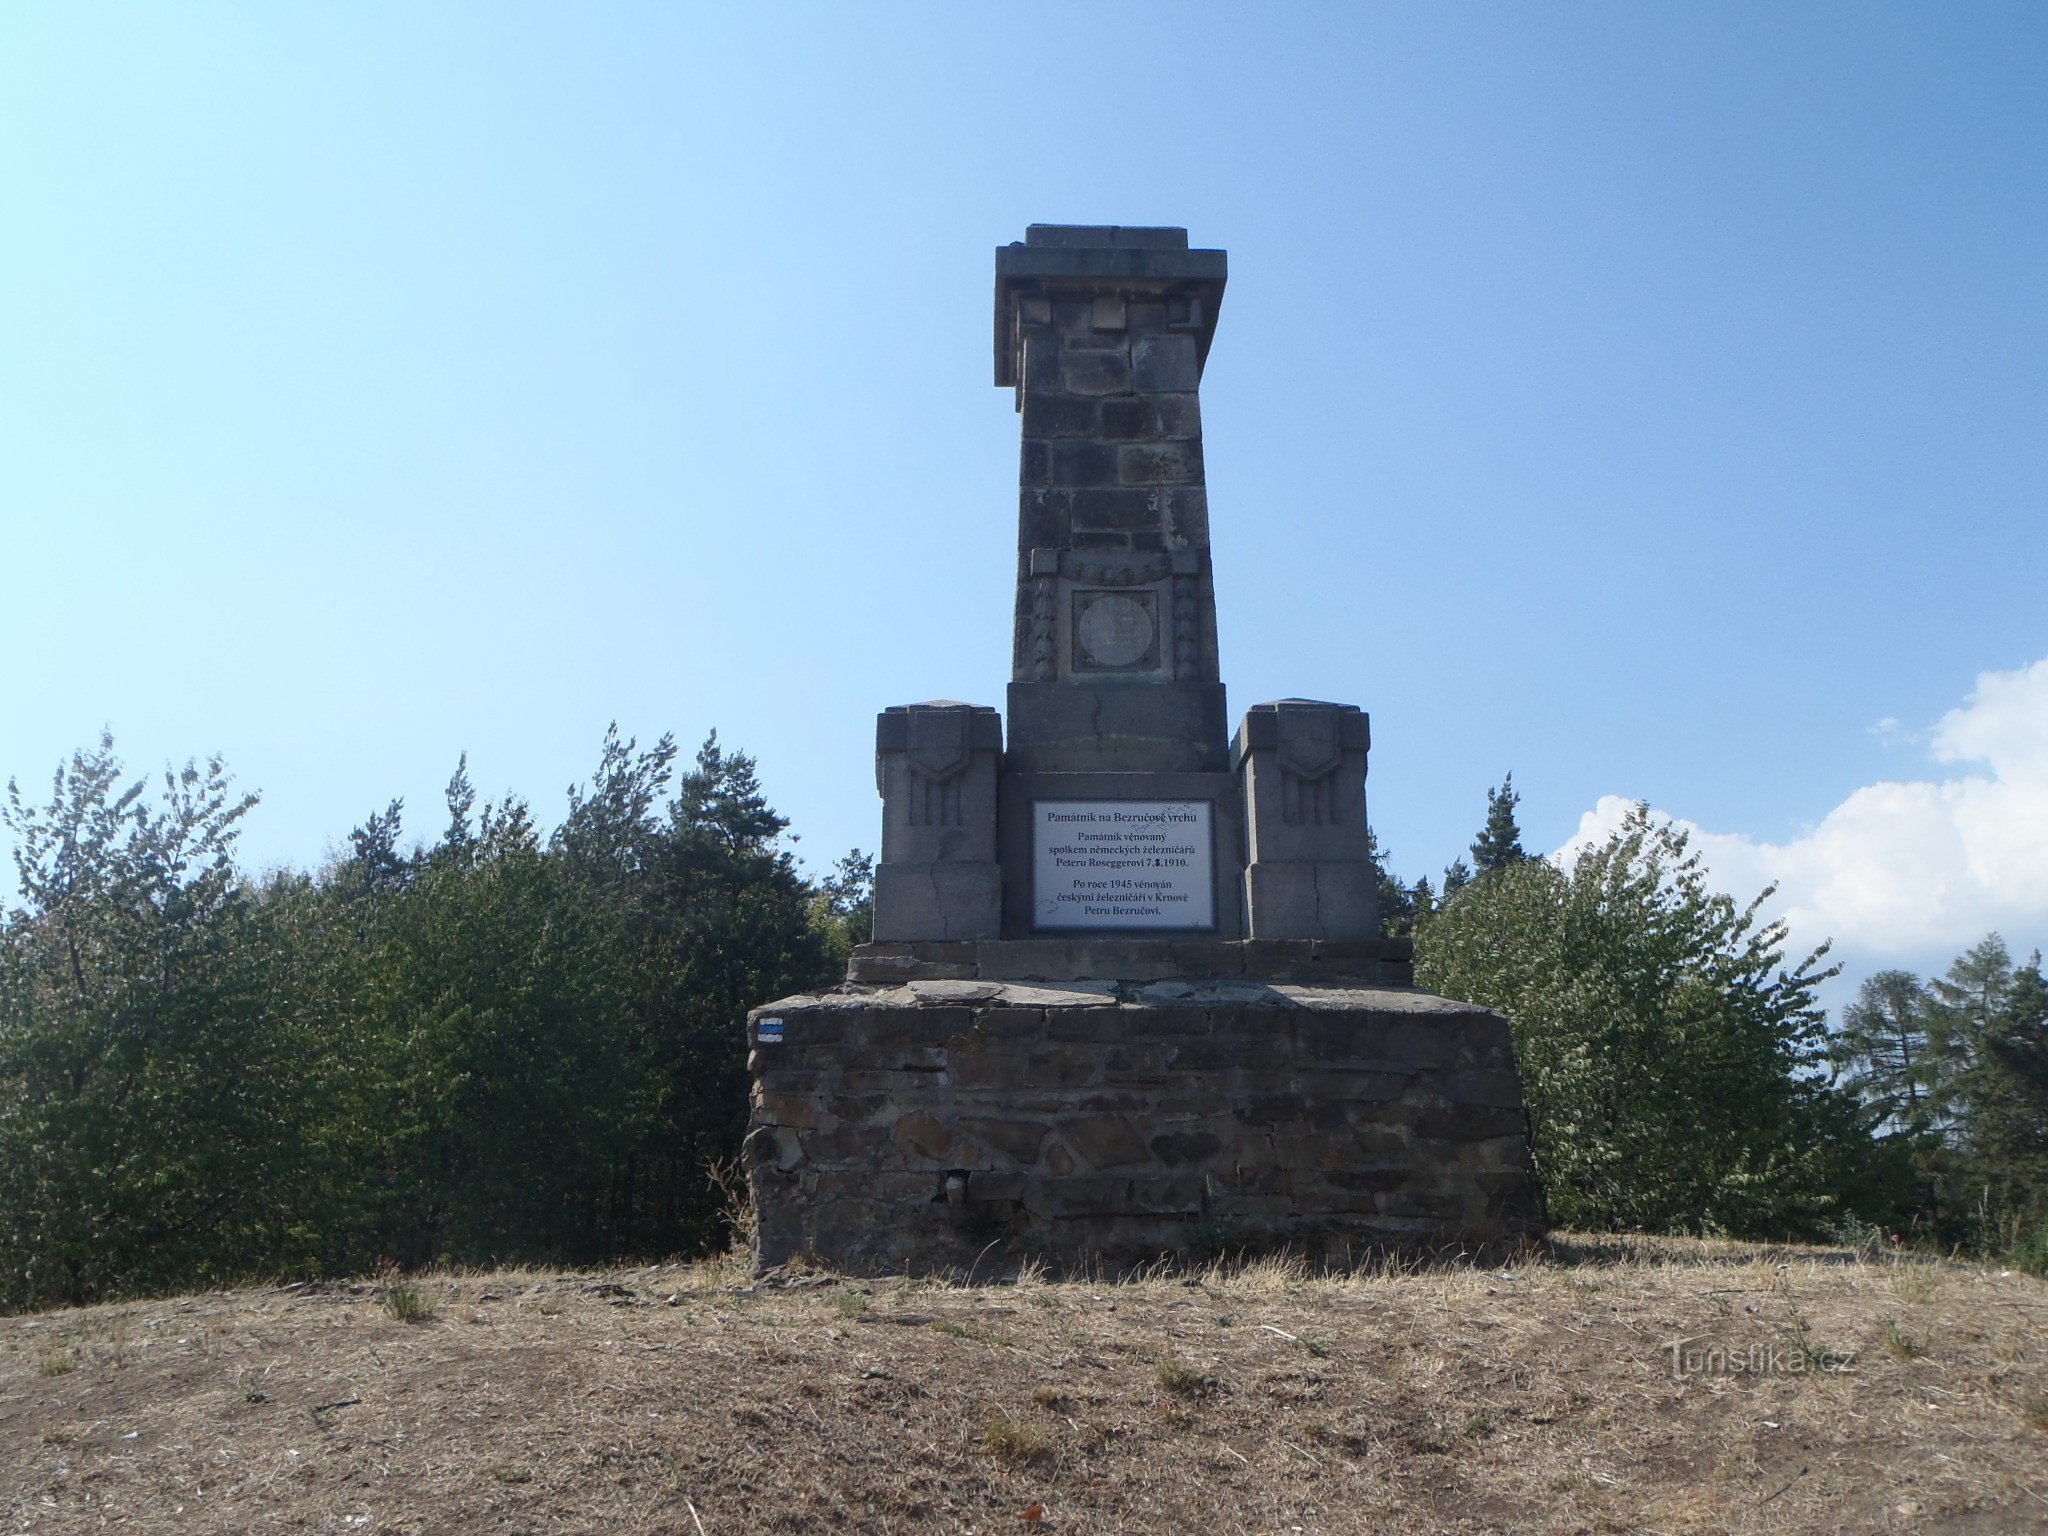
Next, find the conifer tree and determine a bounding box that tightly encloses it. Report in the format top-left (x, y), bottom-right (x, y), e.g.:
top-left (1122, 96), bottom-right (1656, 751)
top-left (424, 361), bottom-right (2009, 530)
top-left (1470, 772), bottom-right (1529, 872)
top-left (1832, 969), bottom-right (1937, 1134)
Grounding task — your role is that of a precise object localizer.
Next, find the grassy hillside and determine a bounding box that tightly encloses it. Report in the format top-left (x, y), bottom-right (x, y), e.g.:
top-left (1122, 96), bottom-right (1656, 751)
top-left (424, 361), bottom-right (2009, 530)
top-left (3, 1237), bottom-right (2045, 1534)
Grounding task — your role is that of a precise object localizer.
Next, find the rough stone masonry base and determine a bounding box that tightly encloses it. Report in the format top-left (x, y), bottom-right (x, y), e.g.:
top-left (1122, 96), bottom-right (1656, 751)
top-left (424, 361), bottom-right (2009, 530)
top-left (745, 978), bottom-right (1545, 1272)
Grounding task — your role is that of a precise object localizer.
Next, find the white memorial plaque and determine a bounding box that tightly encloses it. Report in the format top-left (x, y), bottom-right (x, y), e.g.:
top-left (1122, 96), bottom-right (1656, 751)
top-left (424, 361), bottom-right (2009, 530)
top-left (1032, 800), bottom-right (1215, 930)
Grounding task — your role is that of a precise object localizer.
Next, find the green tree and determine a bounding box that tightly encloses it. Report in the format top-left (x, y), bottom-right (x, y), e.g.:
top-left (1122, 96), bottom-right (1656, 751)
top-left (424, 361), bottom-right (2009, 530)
top-left (1965, 953), bottom-right (2048, 1255)
top-left (1831, 969), bottom-right (1937, 1134)
top-left (0, 738), bottom-right (323, 1308)
top-left (1924, 939), bottom-right (2048, 1252)
top-left (1470, 773), bottom-right (1529, 872)
top-left (1416, 803), bottom-right (1875, 1237)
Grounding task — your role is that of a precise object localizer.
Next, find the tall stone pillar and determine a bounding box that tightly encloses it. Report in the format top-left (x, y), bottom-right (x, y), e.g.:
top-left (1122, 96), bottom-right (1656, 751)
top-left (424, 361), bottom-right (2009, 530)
top-left (993, 226), bottom-right (1244, 937)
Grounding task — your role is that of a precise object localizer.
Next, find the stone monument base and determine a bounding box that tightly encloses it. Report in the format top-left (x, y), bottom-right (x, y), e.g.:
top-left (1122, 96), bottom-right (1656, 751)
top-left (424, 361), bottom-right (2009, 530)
top-left (745, 953), bottom-right (1545, 1272)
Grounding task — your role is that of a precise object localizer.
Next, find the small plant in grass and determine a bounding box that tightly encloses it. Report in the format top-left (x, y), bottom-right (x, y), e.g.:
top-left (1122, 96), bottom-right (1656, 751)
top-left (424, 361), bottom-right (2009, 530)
top-left (1030, 1385), bottom-right (1070, 1411)
top-left (37, 1350), bottom-right (76, 1378)
top-left (982, 1412), bottom-right (1052, 1463)
top-left (376, 1269), bottom-right (440, 1327)
top-left (377, 1261), bottom-right (436, 1324)
top-left (835, 1291), bottom-right (869, 1319)
top-left (705, 1154), bottom-right (759, 1261)
top-left (2022, 1397), bottom-right (2048, 1435)
top-left (385, 1282), bottom-right (436, 1323)
top-left (1299, 1336), bottom-right (1331, 1359)
top-left (1156, 1358), bottom-right (1216, 1399)
top-left (1880, 1317), bottom-right (1925, 1360)
top-left (1464, 1407), bottom-right (1499, 1438)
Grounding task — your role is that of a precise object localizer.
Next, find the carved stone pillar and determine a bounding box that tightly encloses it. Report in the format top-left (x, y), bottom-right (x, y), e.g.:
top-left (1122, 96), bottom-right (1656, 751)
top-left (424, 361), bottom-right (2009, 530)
top-left (872, 702), bottom-right (1003, 941)
top-left (1234, 699), bottom-right (1378, 940)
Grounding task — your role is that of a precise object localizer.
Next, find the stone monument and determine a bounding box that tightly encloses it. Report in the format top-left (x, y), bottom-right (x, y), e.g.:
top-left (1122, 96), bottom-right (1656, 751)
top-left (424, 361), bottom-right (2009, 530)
top-left (746, 226), bottom-right (1543, 1269)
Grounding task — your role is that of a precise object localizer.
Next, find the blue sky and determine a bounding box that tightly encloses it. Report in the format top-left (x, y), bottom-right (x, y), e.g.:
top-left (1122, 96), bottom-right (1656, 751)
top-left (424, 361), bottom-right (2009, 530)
top-left (4, 3), bottom-right (2045, 992)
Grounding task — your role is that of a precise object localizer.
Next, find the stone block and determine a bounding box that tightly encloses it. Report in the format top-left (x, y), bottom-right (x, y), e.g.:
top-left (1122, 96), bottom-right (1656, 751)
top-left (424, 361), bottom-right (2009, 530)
top-left (847, 952), bottom-right (976, 983)
top-left (890, 1110), bottom-right (956, 1163)
top-left (1098, 398), bottom-right (1152, 440)
top-left (1132, 333), bottom-right (1199, 392)
top-left (872, 862), bottom-right (1002, 942)
top-left (1125, 1175), bottom-right (1205, 1214)
top-left (1163, 486), bottom-right (1209, 545)
top-left (1062, 349), bottom-right (1131, 395)
top-left (1236, 699), bottom-right (1372, 873)
top-left (1022, 1048), bottom-right (1100, 1089)
top-left (1415, 1105), bottom-right (1532, 1141)
top-left (875, 703), bottom-right (1002, 865)
top-left (1002, 686), bottom-right (1231, 775)
top-left (1125, 1004), bottom-right (1214, 1038)
top-left (1242, 860), bottom-right (1378, 942)
top-left (753, 1092), bottom-right (822, 1130)
top-left (1326, 1163), bottom-right (1410, 1194)
top-left (1068, 486), bottom-right (1157, 530)
top-left (1052, 298), bottom-right (1093, 332)
top-left (859, 1005), bottom-right (974, 1047)
top-left (1044, 1007), bottom-right (1124, 1043)
top-left (1234, 1093), bottom-right (1309, 1127)
top-left (1153, 393), bottom-right (1202, 439)
top-left (1166, 1037), bottom-right (1268, 1071)
top-left (1017, 487), bottom-right (1070, 547)
top-left (1099, 1041), bottom-right (1171, 1077)
top-left (1060, 1112), bottom-right (1154, 1170)
top-left (956, 1116), bottom-right (1051, 1162)
top-left (1291, 1069), bottom-right (1408, 1104)
top-left (1435, 1069), bottom-right (1531, 1109)
top-left (744, 1125), bottom-right (804, 1172)
top-left (1051, 440), bottom-right (1119, 487)
top-left (1149, 1129), bottom-right (1223, 1165)
top-left (1022, 332), bottom-right (1064, 391)
top-left (1118, 441), bottom-right (1202, 485)
top-left (827, 1093), bottom-right (887, 1123)
top-left (1022, 393), bottom-right (1097, 437)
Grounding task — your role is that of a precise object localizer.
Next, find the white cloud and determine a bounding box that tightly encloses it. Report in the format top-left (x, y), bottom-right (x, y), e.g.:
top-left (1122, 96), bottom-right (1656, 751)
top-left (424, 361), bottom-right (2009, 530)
top-left (1555, 658), bottom-right (2048, 968)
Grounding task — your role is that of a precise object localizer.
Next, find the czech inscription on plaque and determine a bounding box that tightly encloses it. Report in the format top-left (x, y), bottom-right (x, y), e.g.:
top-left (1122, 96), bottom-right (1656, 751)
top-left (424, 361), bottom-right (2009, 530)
top-left (1032, 800), bottom-right (1215, 930)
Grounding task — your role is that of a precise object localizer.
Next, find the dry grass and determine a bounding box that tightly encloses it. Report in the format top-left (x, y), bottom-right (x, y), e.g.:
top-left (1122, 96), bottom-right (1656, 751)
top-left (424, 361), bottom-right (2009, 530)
top-left (380, 1279), bottom-right (437, 1325)
top-left (2, 1235), bottom-right (2046, 1533)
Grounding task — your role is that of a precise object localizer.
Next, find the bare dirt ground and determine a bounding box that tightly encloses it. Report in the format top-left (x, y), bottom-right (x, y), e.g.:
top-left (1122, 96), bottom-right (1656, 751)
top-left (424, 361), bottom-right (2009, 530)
top-left (2, 1235), bottom-right (2045, 1535)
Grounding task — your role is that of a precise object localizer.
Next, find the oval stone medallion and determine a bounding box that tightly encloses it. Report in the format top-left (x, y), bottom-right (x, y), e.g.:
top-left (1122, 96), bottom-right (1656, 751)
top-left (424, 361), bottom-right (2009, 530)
top-left (1076, 592), bottom-right (1155, 669)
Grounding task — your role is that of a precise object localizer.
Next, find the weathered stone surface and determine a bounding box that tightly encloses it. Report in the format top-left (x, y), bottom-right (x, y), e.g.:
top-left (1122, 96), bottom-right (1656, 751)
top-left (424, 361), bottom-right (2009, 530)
top-left (1061, 1112), bottom-right (1153, 1171)
top-left (747, 983), bottom-right (1543, 1272)
top-left (872, 703), bottom-right (1004, 942)
top-left (1235, 700), bottom-right (1377, 941)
